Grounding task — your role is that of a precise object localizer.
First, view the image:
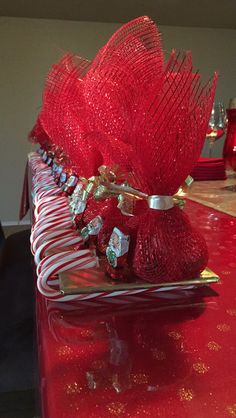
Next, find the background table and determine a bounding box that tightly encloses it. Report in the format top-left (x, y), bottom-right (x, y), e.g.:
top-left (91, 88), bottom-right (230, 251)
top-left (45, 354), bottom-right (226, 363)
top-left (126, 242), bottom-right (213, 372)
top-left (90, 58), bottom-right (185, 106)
top-left (34, 197), bottom-right (236, 418)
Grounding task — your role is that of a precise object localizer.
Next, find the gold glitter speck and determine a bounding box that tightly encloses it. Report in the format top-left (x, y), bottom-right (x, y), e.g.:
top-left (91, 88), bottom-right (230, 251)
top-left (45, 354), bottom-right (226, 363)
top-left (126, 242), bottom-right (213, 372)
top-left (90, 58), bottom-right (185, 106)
top-left (227, 309), bottom-right (236, 317)
top-left (178, 387), bottom-right (195, 401)
top-left (65, 382), bottom-right (83, 395)
top-left (131, 373), bottom-right (149, 384)
top-left (57, 345), bottom-right (73, 357)
top-left (80, 329), bottom-right (95, 338)
top-left (207, 341), bottom-right (221, 351)
top-left (217, 323), bottom-right (231, 332)
top-left (226, 404), bottom-right (236, 416)
top-left (91, 360), bottom-right (106, 370)
top-left (168, 331), bottom-right (182, 340)
top-left (107, 402), bottom-right (126, 416)
top-left (152, 349), bottom-right (166, 360)
top-left (192, 362), bottom-right (209, 374)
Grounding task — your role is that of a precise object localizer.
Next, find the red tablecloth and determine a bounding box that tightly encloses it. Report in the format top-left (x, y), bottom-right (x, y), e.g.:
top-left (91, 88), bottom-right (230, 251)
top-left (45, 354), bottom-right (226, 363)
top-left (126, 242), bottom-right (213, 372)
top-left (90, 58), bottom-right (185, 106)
top-left (19, 160), bottom-right (30, 220)
top-left (35, 200), bottom-right (236, 418)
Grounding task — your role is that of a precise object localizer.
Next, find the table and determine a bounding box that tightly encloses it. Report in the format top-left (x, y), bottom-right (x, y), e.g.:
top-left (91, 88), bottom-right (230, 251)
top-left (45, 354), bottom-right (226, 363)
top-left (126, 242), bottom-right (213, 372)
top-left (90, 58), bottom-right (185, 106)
top-left (188, 175), bottom-right (236, 217)
top-left (32, 196), bottom-right (236, 418)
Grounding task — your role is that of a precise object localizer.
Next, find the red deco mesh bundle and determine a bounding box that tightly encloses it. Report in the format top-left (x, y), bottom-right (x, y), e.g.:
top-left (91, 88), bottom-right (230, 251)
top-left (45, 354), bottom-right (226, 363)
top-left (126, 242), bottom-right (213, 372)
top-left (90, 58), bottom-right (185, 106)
top-left (128, 54), bottom-right (217, 282)
top-left (81, 17), bottom-right (217, 282)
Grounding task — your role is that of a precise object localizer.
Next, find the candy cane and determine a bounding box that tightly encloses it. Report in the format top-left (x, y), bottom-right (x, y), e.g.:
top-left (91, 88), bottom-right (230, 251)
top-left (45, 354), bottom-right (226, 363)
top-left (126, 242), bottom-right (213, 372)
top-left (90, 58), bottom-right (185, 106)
top-left (33, 171), bottom-right (54, 181)
top-left (32, 180), bottom-right (58, 193)
top-left (33, 165), bottom-right (50, 173)
top-left (31, 229), bottom-right (76, 255)
top-left (31, 219), bottom-right (73, 243)
top-left (33, 184), bottom-right (56, 196)
top-left (34, 234), bottom-right (84, 265)
top-left (34, 189), bottom-right (61, 204)
top-left (31, 214), bottom-right (74, 233)
top-left (35, 207), bottom-right (69, 220)
top-left (34, 195), bottom-right (65, 208)
top-left (35, 194), bottom-right (67, 207)
top-left (35, 197), bottom-right (68, 216)
top-left (36, 203), bottom-right (69, 219)
top-left (33, 180), bottom-right (56, 192)
top-left (35, 207), bottom-right (70, 223)
top-left (37, 249), bottom-right (94, 280)
top-left (37, 250), bottom-right (97, 300)
top-left (36, 187), bottom-right (61, 200)
top-left (33, 171), bottom-right (52, 182)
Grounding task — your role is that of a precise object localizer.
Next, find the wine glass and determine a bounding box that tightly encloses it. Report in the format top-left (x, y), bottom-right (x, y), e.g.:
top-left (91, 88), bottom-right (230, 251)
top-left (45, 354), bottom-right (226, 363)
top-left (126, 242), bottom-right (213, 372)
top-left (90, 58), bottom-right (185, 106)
top-left (206, 102), bottom-right (227, 158)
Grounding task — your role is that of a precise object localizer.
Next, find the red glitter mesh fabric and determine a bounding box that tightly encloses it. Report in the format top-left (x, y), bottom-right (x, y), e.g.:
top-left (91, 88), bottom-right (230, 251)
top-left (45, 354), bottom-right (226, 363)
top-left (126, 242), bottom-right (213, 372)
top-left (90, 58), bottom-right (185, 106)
top-left (39, 53), bottom-right (103, 177)
top-left (83, 16), bottom-right (163, 172)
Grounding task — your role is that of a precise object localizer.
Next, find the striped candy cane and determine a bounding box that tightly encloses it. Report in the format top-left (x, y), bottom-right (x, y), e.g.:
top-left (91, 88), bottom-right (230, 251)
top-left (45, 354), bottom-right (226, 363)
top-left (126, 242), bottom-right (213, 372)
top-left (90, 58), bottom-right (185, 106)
top-left (36, 187), bottom-right (61, 200)
top-left (37, 250), bottom-right (98, 301)
top-left (36, 203), bottom-right (70, 219)
top-left (34, 233), bottom-right (84, 265)
top-left (34, 197), bottom-right (68, 216)
top-left (31, 229), bottom-right (77, 255)
top-left (31, 219), bottom-right (73, 243)
top-left (33, 213), bottom-right (72, 231)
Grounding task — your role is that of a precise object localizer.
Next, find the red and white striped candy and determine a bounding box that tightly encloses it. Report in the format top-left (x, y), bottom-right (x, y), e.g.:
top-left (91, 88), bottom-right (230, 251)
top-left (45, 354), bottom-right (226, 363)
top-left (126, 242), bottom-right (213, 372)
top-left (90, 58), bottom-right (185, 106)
top-left (36, 187), bottom-right (61, 200)
top-left (34, 195), bottom-right (64, 207)
top-left (34, 197), bottom-right (68, 216)
top-left (37, 249), bottom-right (97, 301)
top-left (31, 219), bottom-right (73, 243)
top-left (33, 181), bottom-right (56, 193)
top-left (34, 233), bottom-right (83, 265)
top-left (36, 203), bottom-right (69, 219)
top-left (33, 213), bottom-right (72, 231)
top-left (31, 229), bottom-right (76, 255)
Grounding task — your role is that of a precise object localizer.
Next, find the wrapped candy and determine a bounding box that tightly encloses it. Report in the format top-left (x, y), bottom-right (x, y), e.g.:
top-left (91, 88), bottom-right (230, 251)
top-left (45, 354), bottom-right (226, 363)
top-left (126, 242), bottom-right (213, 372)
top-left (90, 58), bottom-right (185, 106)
top-left (61, 175), bottom-right (78, 196)
top-left (106, 227), bottom-right (130, 279)
top-left (81, 215), bottom-right (103, 249)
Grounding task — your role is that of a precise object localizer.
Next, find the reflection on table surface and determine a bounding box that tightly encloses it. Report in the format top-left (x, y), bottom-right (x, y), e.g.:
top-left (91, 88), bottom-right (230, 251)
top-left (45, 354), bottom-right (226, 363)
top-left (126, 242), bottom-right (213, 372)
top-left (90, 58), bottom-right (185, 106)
top-left (187, 173), bottom-right (236, 217)
top-left (36, 200), bottom-right (236, 418)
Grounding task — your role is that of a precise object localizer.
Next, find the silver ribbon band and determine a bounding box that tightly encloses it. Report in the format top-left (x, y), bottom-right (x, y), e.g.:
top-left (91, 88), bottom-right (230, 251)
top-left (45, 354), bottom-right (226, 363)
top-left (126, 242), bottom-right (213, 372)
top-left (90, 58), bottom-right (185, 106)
top-left (148, 195), bottom-right (174, 210)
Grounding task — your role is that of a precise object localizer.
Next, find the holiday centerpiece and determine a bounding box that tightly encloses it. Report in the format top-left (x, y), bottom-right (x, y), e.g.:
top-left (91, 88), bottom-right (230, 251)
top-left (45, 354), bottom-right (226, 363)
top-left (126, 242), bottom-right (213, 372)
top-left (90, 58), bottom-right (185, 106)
top-left (28, 16), bottom-right (219, 301)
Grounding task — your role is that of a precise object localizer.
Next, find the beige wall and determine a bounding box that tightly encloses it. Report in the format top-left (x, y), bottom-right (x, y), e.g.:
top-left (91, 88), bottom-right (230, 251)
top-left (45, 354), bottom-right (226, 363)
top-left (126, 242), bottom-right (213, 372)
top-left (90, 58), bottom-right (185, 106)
top-left (0, 17), bottom-right (236, 222)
